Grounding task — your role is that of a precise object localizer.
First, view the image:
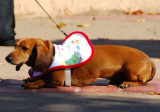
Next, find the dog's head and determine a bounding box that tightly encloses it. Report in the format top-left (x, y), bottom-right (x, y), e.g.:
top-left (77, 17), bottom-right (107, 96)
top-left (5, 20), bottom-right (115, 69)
top-left (5, 38), bottom-right (53, 72)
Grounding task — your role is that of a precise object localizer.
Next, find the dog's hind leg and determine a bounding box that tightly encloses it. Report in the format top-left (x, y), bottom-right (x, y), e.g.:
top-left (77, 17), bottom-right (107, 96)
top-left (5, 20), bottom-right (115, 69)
top-left (119, 61), bottom-right (155, 88)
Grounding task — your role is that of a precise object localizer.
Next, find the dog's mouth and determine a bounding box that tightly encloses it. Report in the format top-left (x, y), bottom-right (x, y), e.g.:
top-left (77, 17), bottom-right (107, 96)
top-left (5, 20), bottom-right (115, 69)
top-left (16, 63), bottom-right (23, 71)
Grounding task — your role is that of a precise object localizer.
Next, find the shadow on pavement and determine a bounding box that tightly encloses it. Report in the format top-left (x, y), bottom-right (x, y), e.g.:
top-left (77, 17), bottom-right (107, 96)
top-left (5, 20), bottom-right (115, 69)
top-left (51, 39), bottom-right (160, 58)
top-left (0, 92), bottom-right (159, 112)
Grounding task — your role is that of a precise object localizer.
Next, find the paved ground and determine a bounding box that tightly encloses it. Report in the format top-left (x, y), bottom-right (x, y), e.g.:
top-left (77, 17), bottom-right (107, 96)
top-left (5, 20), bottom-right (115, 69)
top-left (0, 15), bottom-right (160, 111)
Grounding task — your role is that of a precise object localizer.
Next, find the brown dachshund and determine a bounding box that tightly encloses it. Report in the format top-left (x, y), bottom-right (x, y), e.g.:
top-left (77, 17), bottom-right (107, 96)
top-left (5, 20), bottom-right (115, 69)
top-left (5, 38), bottom-right (156, 89)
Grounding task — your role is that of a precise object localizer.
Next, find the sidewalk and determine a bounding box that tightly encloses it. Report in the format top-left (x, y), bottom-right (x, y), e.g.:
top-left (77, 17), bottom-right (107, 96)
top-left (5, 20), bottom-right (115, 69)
top-left (0, 78), bottom-right (160, 94)
top-left (0, 15), bottom-right (160, 111)
top-left (0, 78), bottom-right (160, 112)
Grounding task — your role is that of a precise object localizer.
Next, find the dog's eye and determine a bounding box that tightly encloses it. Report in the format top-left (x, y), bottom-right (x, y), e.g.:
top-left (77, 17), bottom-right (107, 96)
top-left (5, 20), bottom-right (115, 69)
top-left (22, 46), bottom-right (28, 51)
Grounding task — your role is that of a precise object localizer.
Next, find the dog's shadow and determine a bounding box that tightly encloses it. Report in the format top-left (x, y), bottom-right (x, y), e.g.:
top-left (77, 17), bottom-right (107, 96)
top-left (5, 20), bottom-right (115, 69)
top-left (51, 39), bottom-right (160, 58)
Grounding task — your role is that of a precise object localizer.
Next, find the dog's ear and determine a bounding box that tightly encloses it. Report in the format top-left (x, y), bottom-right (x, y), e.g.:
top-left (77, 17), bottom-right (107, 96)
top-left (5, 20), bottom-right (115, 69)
top-left (43, 40), bottom-right (53, 53)
top-left (35, 41), bottom-right (53, 72)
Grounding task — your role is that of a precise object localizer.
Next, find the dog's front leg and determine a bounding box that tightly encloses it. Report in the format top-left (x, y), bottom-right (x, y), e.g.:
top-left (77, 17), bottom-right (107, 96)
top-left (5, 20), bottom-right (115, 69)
top-left (45, 80), bottom-right (63, 88)
top-left (44, 70), bottom-right (66, 88)
top-left (24, 79), bottom-right (45, 89)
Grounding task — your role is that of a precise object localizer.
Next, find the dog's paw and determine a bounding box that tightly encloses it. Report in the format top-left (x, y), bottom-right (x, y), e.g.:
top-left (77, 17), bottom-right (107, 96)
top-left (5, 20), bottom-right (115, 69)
top-left (119, 82), bottom-right (132, 89)
top-left (119, 81), bottom-right (146, 89)
top-left (23, 82), bottom-right (40, 89)
top-left (23, 80), bottom-right (45, 89)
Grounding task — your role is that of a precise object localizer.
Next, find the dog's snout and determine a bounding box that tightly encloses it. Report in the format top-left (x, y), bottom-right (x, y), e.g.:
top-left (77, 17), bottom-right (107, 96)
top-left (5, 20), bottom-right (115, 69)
top-left (5, 55), bottom-right (13, 63)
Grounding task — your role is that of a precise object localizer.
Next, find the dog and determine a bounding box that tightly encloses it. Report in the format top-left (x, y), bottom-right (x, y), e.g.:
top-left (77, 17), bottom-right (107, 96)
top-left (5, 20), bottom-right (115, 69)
top-left (5, 38), bottom-right (156, 89)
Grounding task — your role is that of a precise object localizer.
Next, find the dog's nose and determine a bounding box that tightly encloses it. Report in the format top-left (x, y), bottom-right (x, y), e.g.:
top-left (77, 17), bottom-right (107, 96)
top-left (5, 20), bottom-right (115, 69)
top-left (5, 55), bottom-right (13, 63)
